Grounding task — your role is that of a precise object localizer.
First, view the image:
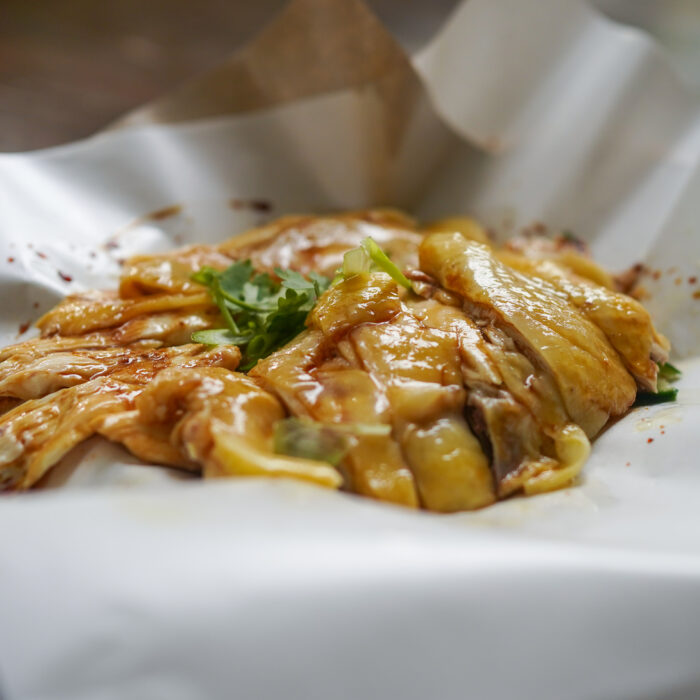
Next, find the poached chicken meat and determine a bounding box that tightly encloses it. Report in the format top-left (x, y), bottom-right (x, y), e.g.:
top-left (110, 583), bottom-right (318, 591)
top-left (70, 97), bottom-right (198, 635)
top-left (0, 211), bottom-right (670, 511)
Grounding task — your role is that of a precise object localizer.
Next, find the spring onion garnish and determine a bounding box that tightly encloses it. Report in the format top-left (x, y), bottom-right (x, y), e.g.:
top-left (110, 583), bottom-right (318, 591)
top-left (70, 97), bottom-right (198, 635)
top-left (634, 362), bottom-right (681, 406)
top-left (342, 246), bottom-right (371, 278)
top-left (658, 362), bottom-right (681, 381)
top-left (191, 261), bottom-right (330, 370)
top-left (273, 417), bottom-right (391, 466)
top-left (340, 237), bottom-right (412, 290)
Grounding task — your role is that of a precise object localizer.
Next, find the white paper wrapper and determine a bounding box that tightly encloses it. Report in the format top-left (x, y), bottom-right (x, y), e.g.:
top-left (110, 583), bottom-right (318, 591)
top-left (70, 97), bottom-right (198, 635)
top-left (2, 1), bottom-right (700, 698)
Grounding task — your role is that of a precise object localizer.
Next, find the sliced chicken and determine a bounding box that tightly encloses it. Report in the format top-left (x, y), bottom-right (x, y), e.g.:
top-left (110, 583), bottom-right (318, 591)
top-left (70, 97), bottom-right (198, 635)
top-left (1, 308), bottom-right (219, 372)
top-left (420, 233), bottom-right (637, 437)
top-left (0, 378), bottom-right (140, 490)
top-left (0, 209), bottom-right (669, 511)
top-left (252, 273), bottom-right (421, 506)
top-left (120, 246), bottom-right (234, 297)
top-left (256, 274), bottom-right (495, 511)
top-left (101, 367), bottom-right (342, 489)
top-left (343, 307), bottom-right (495, 511)
top-left (497, 253), bottom-right (669, 391)
top-left (109, 308), bottom-right (222, 346)
top-left (0, 343), bottom-right (239, 401)
top-left (408, 298), bottom-right (588, 496)
top-left (219, 210), bottom-right (422, 278)
top-left (0, 346), bottom-right (240, 490)
top-left (37, 290), bottom-right (213, 337)
top-left (0, 334), bottom-right (147, 364)
top-left (502, 233), bottom-right (616, 290)
top-left (252, 332), bottom-right (419, 507)
top-left (121, 210), bottom-right (422, 309)
top-left (98, 409), bottom-right (190, 470)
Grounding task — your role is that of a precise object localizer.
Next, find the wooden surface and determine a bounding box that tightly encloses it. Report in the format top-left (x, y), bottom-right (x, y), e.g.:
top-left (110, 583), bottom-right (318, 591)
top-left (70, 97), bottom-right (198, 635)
top-left (0, 0), bottom-right (285, 151)
top-left (2, 1), bottom-right (695, 153)
top-left (0, 0), bottom-right (458, 152)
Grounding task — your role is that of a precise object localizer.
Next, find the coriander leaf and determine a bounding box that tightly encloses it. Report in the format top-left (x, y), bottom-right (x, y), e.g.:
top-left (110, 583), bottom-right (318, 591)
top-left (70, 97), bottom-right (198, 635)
top-left (190, 259), bottom-right (327, 370)
top-left (275, 268), bottom-right (316, 291)
top-left (218, 286), bottom-right (272, 312)
top-left (308, 271), bottom-right (330, 296)
top-left (190, 266), bottom-right (220, 286)
top-left (251, 272), bottom-right (277, 296)
top-left (219, 260), bottom-right (254, 297)
top-left (242, 281), bottom-right (261, 305)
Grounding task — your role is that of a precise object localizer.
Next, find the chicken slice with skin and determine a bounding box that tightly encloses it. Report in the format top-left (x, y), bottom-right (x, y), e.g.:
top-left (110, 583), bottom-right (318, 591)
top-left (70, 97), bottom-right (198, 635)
top-left (10, 309), bottom-right (219, 353)
top-left (252, 277), bottom-right (419, 506)
top-left (420, 223), bottom-right (663, 387)
top-left (256, 273), bottom-right (495, 511)
top-left (0, 343), bottom-right (235, 401)
top-left (37, 289), bottom-right (213, 337)
top-left (497, 252), bottom-right (669, 391)
top-left (0, 346), bottom-right (240, 490)
top-left (0, 308), bottom-right (219, 383)
top-left (110, 308), bottom-right (221, 346)
top-left (0, 377), bottom-right (142, 490)
top-left (103, 367), bottom-right (342, 489)
top-left (219, 210), bottom-right (422, 278)
top-left (416, 225), bottom-right (667, 388)
top-left (408, 298), bottom-right (589, 496)
top-left (335, 301), bottom-right (495, 511)
top-left (309, 362), bottom-right (418, 505)
top-left (420, 233), bottom-right (637, 437)
top-left (252, 273), bottom-right (403, 416)
top-left (120, 246), bottom-right (235, 297)
top-left (502, 234), bottom-right (617, 290)
top-left (252, 329), bottom-right (419, 507)
top-left (120, 210), bottom-right (421, 303)
top-left (0, 334), bottom-right (131, 364)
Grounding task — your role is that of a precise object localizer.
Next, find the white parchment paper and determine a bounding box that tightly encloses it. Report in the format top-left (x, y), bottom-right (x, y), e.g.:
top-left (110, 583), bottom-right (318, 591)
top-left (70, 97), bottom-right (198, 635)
top-left (1, 1), bottom-right (700, 698)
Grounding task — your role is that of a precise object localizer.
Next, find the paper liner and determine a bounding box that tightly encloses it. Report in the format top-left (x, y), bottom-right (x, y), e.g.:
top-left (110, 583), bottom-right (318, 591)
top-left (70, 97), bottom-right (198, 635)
top-left (1, 2), bottom-right (700, 698)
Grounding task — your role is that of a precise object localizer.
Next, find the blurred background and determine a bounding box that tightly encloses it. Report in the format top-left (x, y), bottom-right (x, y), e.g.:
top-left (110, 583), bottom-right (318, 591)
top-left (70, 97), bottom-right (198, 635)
top-left (1, 0), bottom-right (699, 152)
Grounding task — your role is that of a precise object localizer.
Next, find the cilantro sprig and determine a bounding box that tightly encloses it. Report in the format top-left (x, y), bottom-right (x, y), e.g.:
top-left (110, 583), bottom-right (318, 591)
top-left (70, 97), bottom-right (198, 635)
top-left (191, 261), bottom-right (329, 370)
top-left (191, 238), bottom-right (410, 369)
